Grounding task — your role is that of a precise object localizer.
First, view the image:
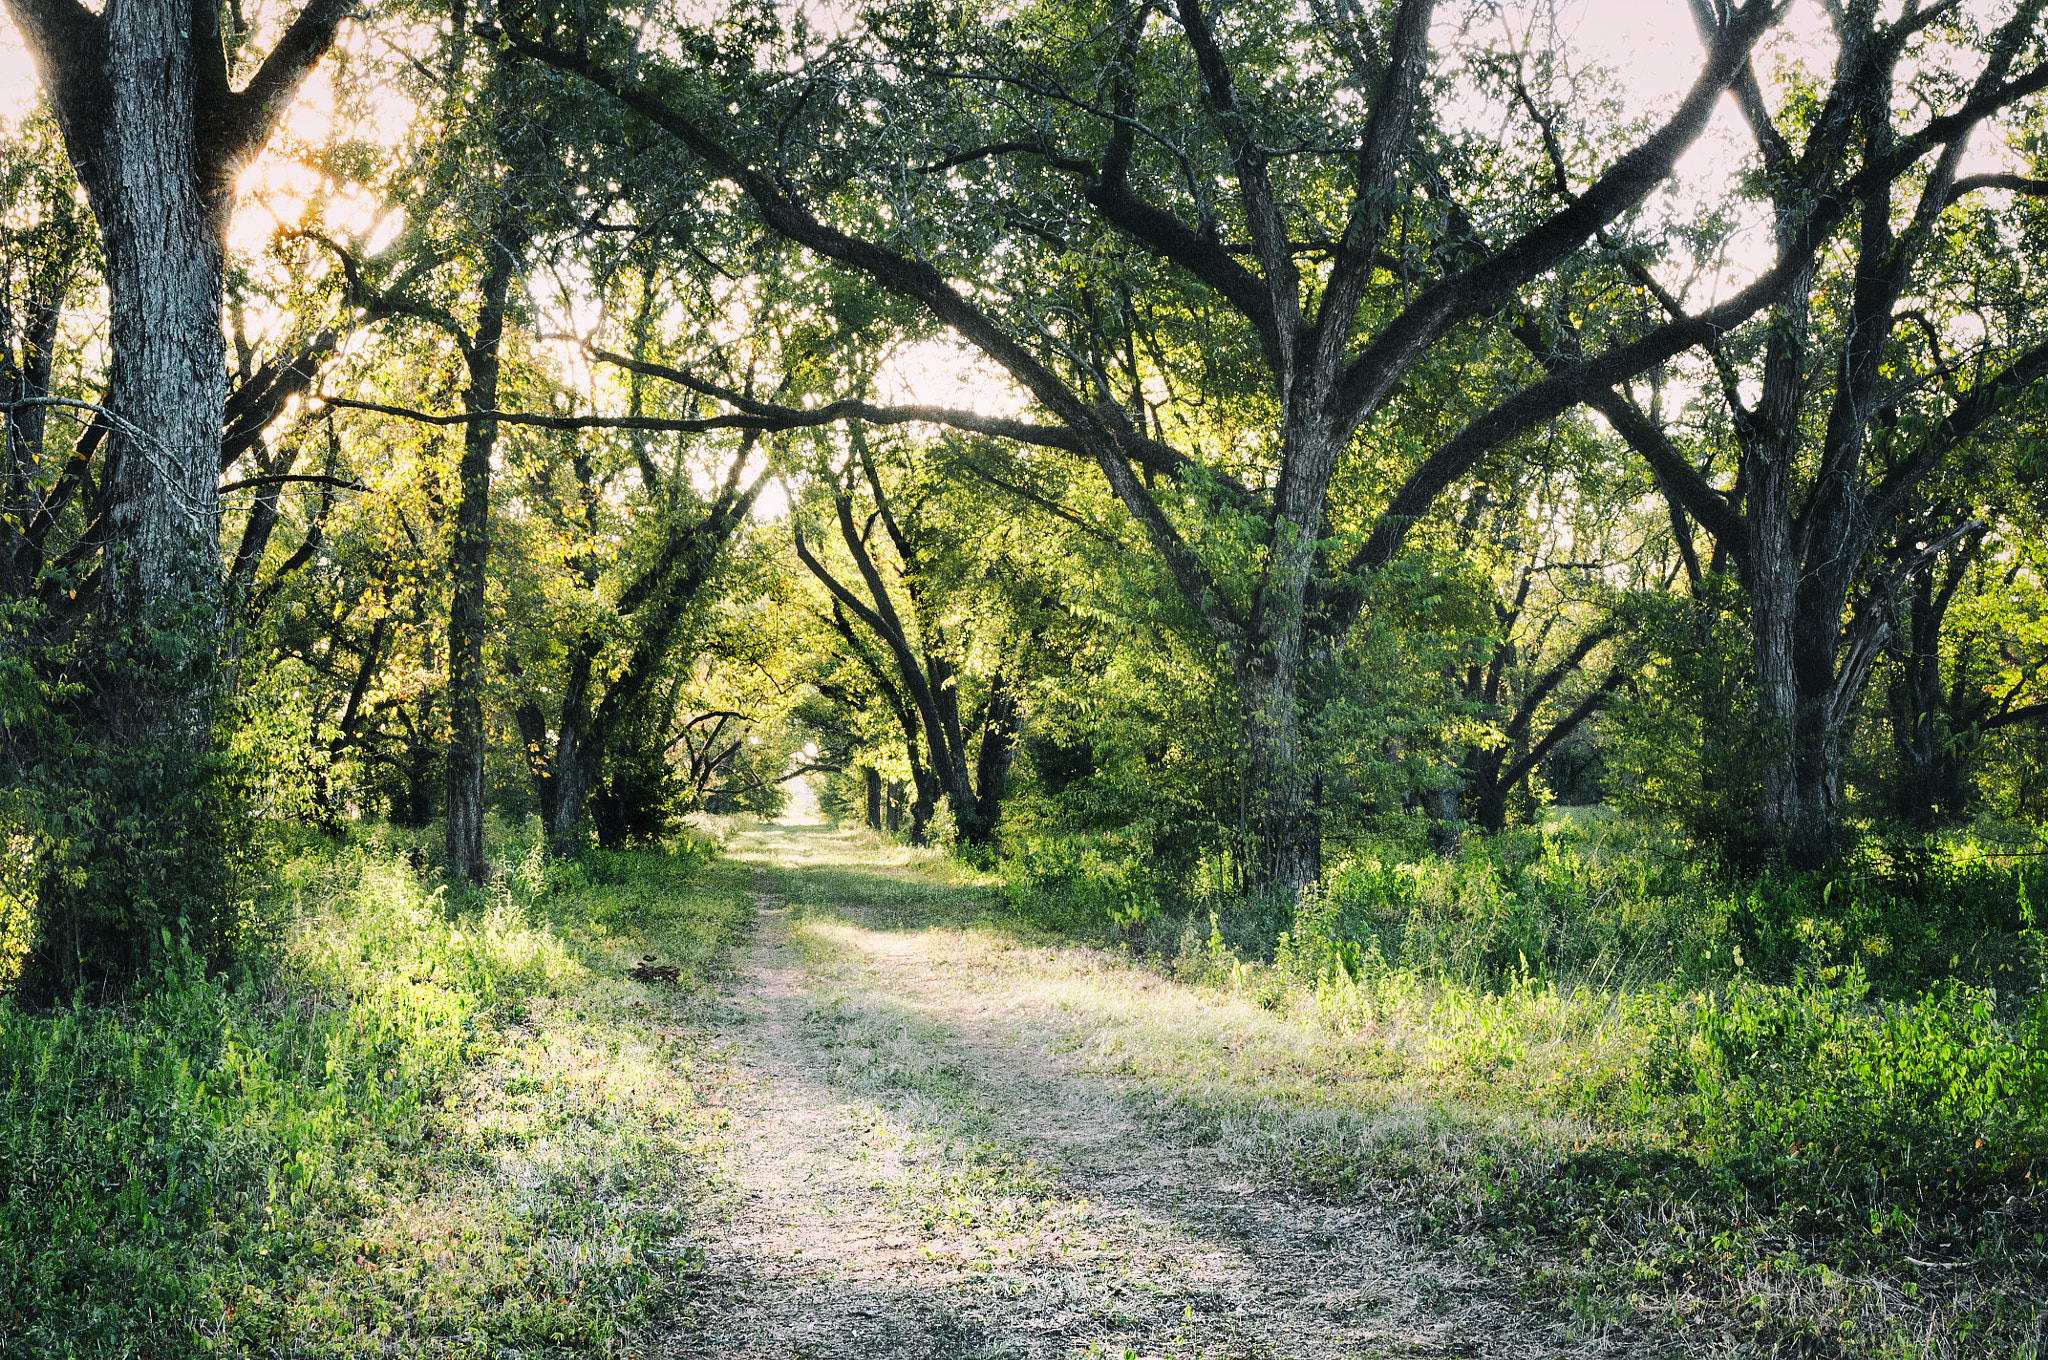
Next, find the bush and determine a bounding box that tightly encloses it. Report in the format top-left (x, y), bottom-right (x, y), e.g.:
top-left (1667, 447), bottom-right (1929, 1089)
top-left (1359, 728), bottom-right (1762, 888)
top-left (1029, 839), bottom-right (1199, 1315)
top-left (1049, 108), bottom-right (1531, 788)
top-left (1652, 964), bottom-right (2048, 1217)
top-left (999, 828), bottom-right (1176, 933)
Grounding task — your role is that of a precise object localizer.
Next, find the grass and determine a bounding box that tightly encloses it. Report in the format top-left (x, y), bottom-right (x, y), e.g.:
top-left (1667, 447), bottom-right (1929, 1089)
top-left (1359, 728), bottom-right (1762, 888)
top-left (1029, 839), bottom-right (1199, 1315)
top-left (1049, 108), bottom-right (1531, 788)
top-left (980, 815), bottom-right (2048, 1356)
top-left (0, 817), bottom-right (749, 1358)
top-left (6, 809), bottom-right (2042, 1355)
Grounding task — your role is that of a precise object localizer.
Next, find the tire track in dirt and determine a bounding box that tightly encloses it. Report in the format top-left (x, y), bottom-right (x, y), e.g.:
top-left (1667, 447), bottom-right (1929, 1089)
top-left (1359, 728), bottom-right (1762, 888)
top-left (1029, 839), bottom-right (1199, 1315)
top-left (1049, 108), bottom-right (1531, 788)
top-left (660, 824), bottom-right (1606, 1359)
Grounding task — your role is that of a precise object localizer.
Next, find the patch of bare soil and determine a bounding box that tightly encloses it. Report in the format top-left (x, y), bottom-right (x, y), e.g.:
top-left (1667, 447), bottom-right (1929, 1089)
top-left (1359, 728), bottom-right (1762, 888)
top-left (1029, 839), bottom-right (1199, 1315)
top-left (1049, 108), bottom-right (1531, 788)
top-left (659, 829), bottom-right (1611, 1360)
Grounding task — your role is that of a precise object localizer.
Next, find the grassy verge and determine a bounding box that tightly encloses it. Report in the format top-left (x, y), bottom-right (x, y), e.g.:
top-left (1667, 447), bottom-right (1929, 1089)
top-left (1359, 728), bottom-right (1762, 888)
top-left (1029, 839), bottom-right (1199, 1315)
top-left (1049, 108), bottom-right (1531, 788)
top-left (1127, 945), bottom-right (2048, 1356)
top-left (0, 819), bottom-right (748, 1358)
top-left (984, 818), bottom-right (2048, 1356)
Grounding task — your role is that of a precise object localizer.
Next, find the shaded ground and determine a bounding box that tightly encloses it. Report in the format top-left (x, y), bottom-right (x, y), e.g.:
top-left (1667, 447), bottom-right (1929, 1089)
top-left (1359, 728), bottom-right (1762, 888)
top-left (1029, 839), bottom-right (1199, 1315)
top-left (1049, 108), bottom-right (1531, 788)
top-left (659, 820), bottom-right (1611, 1360)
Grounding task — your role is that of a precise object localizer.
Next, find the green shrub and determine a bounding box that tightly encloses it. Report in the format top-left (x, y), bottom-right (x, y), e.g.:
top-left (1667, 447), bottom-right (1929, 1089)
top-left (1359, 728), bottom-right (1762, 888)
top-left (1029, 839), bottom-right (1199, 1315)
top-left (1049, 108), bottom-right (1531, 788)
top-left (1000, 828), bottom-right (1172, 932)
top-left (1653, 965), bottom-right (2048, 1214)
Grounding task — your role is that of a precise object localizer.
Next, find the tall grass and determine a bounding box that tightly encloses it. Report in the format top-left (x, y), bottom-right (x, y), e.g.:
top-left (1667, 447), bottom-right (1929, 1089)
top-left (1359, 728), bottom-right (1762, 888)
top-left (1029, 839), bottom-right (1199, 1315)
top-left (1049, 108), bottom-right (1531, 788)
top-left (0, 818), bottom-right (746, 1357)
top-left (999, 815), bottom-right (2048, 1354)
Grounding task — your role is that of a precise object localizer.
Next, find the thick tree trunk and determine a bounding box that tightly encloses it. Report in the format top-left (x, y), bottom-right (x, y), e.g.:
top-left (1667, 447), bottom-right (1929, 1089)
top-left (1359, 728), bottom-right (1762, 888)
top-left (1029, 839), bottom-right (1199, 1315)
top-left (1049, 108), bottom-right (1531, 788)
top-left (1738, 238), bottom-right (1837, 869)
top-left (546, 727), bottom-right (596, 856)
top-left (1234, 475), bottom-right (1324, 894)
top-left (2, 0), bottom-right (349, 992)
top-left (1241, 658), bottom-right (1319, 892)
top-left (1748, 490), bottom-right (1823, 862)
top-left (444, 230), bottom-right (520, 884)
top-left (1746, 579), bottom-right (1852, 871)
top-left (862, 766), bottom-right (882, 829)
top-left (82, 13), bottom-right (228, 901)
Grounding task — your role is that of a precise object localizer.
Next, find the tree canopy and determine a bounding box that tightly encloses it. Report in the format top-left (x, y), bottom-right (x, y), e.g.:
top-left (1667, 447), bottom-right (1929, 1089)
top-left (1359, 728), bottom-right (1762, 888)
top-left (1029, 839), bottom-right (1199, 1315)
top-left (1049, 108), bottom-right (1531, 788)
top-left (3, 0), bottom-right (2048, 979)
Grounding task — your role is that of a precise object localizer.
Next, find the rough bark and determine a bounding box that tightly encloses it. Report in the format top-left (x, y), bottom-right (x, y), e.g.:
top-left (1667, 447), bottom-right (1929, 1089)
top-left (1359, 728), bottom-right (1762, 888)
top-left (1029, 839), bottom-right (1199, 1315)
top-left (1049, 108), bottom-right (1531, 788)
top-left (3, 0), bottom-right (350, 989)
top-left (1242, 662), bottom-right (1318, 889)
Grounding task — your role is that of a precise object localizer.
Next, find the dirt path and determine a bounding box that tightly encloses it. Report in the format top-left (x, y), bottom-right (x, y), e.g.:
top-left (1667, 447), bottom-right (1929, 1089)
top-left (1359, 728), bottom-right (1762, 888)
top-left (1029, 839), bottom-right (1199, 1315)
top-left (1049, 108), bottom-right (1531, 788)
top-left (661, 822), bottom-right (1591, 1359)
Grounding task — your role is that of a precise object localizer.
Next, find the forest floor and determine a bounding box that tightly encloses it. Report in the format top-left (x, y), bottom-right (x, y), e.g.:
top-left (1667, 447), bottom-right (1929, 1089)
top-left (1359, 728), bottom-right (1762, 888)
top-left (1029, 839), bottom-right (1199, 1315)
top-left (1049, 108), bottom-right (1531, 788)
top-left (659, 816), bottom-right (1613, 1360)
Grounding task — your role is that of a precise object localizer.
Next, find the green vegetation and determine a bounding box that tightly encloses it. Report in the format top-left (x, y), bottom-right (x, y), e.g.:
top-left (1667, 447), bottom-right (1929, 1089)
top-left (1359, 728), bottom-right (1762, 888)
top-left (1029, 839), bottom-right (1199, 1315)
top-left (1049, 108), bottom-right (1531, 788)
top-left (988, 819), bottom-right (2048, 1354)
top-left (0, 821), bottom-right (746, 1356)
top-left (663, 821), bottom-right (2048, 1354)
top-left (5, 0), bottom-right (2048, 1354)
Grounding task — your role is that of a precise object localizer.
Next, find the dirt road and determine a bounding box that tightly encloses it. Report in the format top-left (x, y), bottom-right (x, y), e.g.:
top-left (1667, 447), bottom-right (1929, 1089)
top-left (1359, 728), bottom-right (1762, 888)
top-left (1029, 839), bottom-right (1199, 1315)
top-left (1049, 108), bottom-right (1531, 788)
top-left (661, 820), bottom-right (1592, 1359)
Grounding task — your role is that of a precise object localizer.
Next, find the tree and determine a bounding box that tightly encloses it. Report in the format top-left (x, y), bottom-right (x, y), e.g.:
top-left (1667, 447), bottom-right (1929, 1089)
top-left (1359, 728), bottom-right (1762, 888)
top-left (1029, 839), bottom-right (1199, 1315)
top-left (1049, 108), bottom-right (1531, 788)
top-left (1, 108), bottom-right (94, 604)
top-left (3, 0), bottom-right (351, 628)
top-left (791, 429), bottom-right (1027, 847)
top-left (1880, 497), bottom-right (2048, 825)
top-left (490, 0), bottom-right (1809, 891)
top-left (507, 422), bottom-right (774, 854)
top-left (1573, 0), bottom-right (2048, 864)
top-left (0, 0), bottom-right (353, 988)
top-left (1436, 472), bottom-right (1648, 834)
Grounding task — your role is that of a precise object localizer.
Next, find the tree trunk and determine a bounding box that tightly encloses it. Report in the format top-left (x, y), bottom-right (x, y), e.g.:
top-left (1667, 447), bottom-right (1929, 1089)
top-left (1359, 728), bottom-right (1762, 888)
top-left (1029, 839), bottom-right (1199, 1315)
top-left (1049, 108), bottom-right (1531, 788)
top-left (908, 769), bottom-right (938, 846)
top-left (536, 639), bottom-right (601, 858)
top-left (80, 3), bottom-right (236, 978)
top-left (1466, 749), bottom-right (1511, 833)
top-left (444, 226), bottom-right (521, 884)
top-left (3, 0), bottom-right (348, 992)
top-left (395, 735), bottom-right (440, 827)
top-left (1738, 233), bottom-right (1830, 868)
top-left (862, 766), bottom-right (882, 829)
top-left (1421, 783), bottom-right (1464, 856)
top-left (970, 671), bottom-right (1021, 839)
top-left (1241, 656), bottom-right (1319, 892)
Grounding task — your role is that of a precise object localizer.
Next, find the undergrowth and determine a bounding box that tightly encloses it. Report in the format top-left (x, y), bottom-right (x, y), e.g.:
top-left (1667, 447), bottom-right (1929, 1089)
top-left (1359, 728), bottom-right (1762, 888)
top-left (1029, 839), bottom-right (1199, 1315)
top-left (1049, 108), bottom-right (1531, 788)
top-left (0, 816), bottom-right (747, 1358)
top-left (998, 815), bottom-right (2048, 1356)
